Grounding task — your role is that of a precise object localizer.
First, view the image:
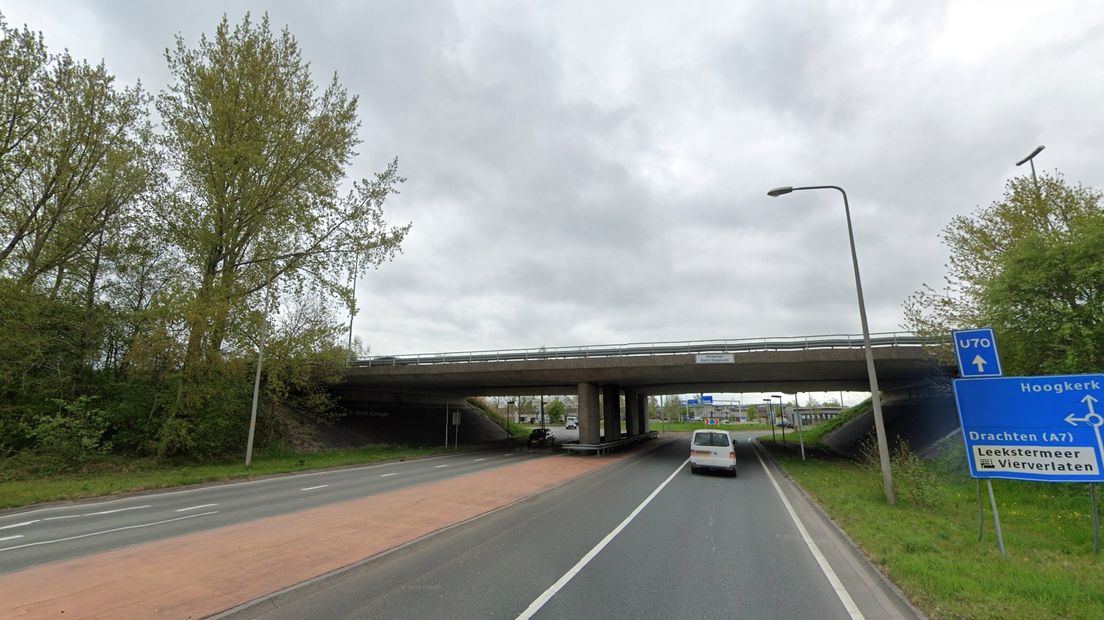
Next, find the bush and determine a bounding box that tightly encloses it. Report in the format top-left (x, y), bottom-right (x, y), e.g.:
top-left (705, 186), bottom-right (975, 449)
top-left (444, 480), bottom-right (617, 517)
top-left (155, 417), bottom-right (194, 458)
top-left (892, 439), bottom-right (939, 507)
top-left (23, 396), bottom-right (112, 464)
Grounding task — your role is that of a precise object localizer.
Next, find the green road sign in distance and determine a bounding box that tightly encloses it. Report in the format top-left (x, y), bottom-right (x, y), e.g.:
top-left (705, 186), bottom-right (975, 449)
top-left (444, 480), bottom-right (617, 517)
top-left (954, 374), bottom-right (1104, 482)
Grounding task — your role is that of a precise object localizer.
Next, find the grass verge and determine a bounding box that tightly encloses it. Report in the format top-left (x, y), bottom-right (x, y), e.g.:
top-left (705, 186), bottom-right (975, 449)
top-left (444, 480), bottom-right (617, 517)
top-left (654, 421), bottom-right (775, 433)
top-left (0, 444), bottom-right (449, 510)
top-left (768, 442), bottom-right (1104, 619)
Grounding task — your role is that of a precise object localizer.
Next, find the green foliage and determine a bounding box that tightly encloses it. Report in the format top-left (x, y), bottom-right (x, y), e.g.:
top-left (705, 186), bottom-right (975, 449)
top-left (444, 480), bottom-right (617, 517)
top-left (157, 12), bottom-right (409, 371)
top-left (745, 404), bottom-right (758, 422)
top-left (155, 417), bottom-right (194, 458)
top-left (545, 399), bottom-right (566, 424)
top-left (0, 11), bottom-right (410, 468)
top-left (23, 397), bottom-right (111, 464)
top-left (892, 439), bottom-right (938, 507)
top-left (904, 172), bottom-right (1103, 374)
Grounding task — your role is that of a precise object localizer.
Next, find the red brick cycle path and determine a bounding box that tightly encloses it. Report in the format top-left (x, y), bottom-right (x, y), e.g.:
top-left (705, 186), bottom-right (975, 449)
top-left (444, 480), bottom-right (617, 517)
top-left (0, 445), bottom-right (664, 619)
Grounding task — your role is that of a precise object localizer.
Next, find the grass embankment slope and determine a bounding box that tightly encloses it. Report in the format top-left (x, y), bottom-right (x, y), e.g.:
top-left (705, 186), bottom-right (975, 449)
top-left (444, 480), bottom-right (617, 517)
top-left (766, 429), bottom-right (1104, 619)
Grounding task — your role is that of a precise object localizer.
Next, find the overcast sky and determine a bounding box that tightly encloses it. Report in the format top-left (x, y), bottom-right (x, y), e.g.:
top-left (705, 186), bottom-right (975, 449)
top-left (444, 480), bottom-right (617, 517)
top-left (4, 1), bottom-right (1103, 363)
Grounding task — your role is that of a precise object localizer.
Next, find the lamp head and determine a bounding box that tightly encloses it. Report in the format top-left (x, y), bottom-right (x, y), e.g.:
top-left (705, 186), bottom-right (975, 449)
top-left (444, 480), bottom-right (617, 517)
top-left (767, 186), bottom-right (794, 197)
top-left (1015, 145), bottom-right (1045, 166)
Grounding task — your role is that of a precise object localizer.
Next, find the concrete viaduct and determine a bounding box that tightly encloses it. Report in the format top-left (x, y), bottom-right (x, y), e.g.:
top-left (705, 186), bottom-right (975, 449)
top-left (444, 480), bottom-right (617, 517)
top-left (339, 333), bottom-right (949, 446)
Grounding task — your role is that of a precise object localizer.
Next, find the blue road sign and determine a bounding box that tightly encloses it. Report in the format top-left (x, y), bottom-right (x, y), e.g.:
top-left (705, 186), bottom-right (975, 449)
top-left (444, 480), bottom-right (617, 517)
top-left (952, 327), bottom-right (1003, 377)
top-left (954, 375), bottom-right (1104, 482)
top-left (702, 395), bottom-right (713, 404)
top-left (687, 399), bottom-right (698, 406)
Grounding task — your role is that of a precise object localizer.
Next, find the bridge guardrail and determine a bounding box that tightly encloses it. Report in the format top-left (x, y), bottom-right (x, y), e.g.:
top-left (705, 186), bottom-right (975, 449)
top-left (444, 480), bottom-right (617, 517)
top-left (353, 332), bottom-right (940, 367)
top-left (562, 431), bottom-right (660, 456)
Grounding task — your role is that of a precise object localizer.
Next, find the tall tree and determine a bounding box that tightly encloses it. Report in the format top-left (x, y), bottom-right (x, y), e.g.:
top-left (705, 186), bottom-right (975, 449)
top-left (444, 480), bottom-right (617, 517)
top-left (157, 13), bottom-right (409, 372)
top-left (904, 172), bottom-right (1103, 374)
top-left (0, 16), bottom-right (155, 289)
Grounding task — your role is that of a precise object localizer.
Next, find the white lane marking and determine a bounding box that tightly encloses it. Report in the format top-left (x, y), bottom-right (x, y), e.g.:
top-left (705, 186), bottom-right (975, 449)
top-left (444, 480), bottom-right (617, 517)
top-left (379, 473), bottom-right (398, 477)
top-left (516, 458), bottom-right (689, 620)
top-left (175, 503), bottom-right (218, 513)
top-left (83, 505), bottom-right (150, 517)
top-left (0, 535), bottom-right (24, 542)
top-left (0, 520), bottom-right (39, 530)
top-left (752, 444), bottom-right (864, 620)
top-left (300, 485), bottom-right (329, 491)
top-left (44, 515), bottom-right (80, 521)
top-left (434, 465), bottom-right (449, 469)
top-left (0, 512), bottom-right (219, 553)
top-left (6, 452), bottom-right (463, 519)
top-left (473, 458), bottom-right (486, 462)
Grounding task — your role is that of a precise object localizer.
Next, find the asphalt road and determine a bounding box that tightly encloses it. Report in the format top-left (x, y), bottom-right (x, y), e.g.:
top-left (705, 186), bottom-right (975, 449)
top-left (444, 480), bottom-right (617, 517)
top-left (0, 446), bottom-right (551, 574)
top-left (229, 433), bottom-right (918, 620)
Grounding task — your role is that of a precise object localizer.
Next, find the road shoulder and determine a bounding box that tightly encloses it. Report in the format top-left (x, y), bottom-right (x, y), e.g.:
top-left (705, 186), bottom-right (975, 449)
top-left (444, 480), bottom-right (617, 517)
top-left (752, 440), bottom-right (927, 620)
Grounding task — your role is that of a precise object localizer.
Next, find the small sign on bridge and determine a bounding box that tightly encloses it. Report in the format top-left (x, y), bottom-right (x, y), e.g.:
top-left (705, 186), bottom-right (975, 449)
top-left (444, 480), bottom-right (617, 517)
top-left (695, 353), bottom-right (734, 364)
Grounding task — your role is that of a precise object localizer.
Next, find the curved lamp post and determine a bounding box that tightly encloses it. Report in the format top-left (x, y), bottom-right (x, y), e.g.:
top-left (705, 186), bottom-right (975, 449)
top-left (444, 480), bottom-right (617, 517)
top-left (767, 185), bottom-right (896, 505)
top-left (1015, 145), bottom-right (1045, 209)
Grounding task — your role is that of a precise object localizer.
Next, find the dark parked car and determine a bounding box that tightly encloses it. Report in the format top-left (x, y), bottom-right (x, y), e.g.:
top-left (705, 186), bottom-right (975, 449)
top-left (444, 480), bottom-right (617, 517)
top-left (527, 428), bottom-right (556, 448)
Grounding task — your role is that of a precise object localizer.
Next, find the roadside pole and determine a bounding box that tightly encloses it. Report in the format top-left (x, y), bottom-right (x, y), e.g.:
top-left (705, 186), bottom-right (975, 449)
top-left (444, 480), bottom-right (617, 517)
top-left (1092, 483), bottom-right (1100, 554)
top-left (795, 395), bottom-right (806, 461)
top-left (444, 400), bottom-right (449, 449)
top-left (976, 480), bottom-right (984, 542)
top-left (986, 480), bottom-right (1006, 558)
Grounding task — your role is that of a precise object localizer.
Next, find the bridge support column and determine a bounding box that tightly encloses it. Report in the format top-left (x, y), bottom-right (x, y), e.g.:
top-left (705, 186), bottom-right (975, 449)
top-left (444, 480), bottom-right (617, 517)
top-left (638, 393), bottom-right (649, 433)
top-left (602, 385), bottom-right (620, 442)
top-left (577, 383), bottom-right (600, 444)
top-left (625, 389), bottom-right (641, 436)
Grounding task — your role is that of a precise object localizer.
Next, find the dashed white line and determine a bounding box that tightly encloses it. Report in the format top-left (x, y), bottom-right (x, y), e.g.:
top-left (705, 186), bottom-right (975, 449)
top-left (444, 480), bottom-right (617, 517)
top-left (434, 465), bottom-right (449, 469)
top-left (473, 458), bottom-right (486, 462)
top-left (83, 505), bottom-right (150, 517)
top-left (0, 511), bottom-right (219, 553)
top-left (516, 458), bottom-right (689, 619)
top-left (0, 535), bottom-right (24, 542)
top-left (300, 485), bottom-right (329, 491)
top-left (0, 520), bottom-right (38, 530)
top-left (43, 515), bottom-right (80, 521)
top-left (379, 473), bottom-right (398, 477)
top-left (175, 503), bottom-right (218, 513)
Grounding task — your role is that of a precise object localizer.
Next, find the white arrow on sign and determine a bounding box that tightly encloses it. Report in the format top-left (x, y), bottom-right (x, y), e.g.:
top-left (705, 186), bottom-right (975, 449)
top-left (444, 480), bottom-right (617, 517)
top-left (1065, 395), bottom-right (1104, 473)
top-left (971, 355), bottom-right (987, 373)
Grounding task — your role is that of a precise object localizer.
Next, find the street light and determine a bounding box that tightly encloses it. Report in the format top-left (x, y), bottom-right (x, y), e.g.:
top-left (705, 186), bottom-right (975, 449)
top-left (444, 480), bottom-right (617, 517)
top-left (763, 398), bottom-right (775, 443)
top-left (772, 394), bottom-right (785, 444)
top-left (767, 184), bottom-right (897, 505)
top-left (345, 251), bottom-right (360, 366)
top-left (1015, 145), bottom-right (1045, 209)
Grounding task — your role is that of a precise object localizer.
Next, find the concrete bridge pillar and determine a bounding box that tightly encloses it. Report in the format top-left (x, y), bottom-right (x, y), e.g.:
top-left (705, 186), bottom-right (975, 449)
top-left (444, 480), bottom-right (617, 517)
top-left (602, 385), bottom-right (621, 441)
top-left (638, 394), bottom-right (649, 433)
top-left (625, 388), bottom-right (641, 436)
top-left (577, 383), bottom-right (600, 444)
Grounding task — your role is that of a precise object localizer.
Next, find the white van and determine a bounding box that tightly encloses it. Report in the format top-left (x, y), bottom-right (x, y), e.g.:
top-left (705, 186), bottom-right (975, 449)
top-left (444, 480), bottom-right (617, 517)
top-left (689, 429), bottom-right (737, 476)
